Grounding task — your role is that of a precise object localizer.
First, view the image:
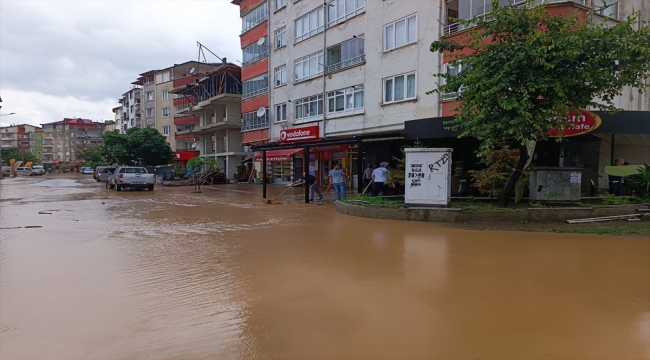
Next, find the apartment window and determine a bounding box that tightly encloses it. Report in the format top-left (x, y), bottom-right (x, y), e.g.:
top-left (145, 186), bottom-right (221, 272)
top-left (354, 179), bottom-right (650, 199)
top-left (30, 141), bottom-right (35, 146)
top-left (162, 73), bottom-right (170, 82)
top-left (441, 63), bottom-right (466, 100)
top-left (275, 65), bottom-right (287, 87)
top-left (596, 0), bottom-right (618, 19)
top-left (30, 133), bottom-right (35, 138)
top-left (146, 108), bottom-right (154, 117)
top-left (383, 72), bottom-right (416, 103)
top-left (326, 38), bottom-right (365, 73)
top-left (130, 105), bottom-right (134, 112)
top-left (162, 90), bottom-right (170, 100)
top-left (275, 103), bottom-right (287, 122)
top-left (295, 7), bottom-right (324, 43)
top-left (242, 1), bottom-right (268, 33)
top-left (162, 126), bottom-right (170, 135)
top-left (384, 14), bottom-right (417, 51)
top-left (328, 85), bottom-right (364, 116)
top-left (275, 26), bottom-right (287, 49)
top-left (162, 107), bottom-right (170, 117)
top-left (242, 109), bottom-right (270, 131)
top-left (327, 0), bottom-right (365, 27)
top-left (242, 73), bottom-right (269, 99)
top-left (295, 95), bottom-right (323, 122)
top-left (242, 37), bottom-right (269, 66)
top-left (147, 91), bottom-right (154, 101)
top-left (275, 0), bottom-right (286, 11)
top-left (129, 92), bottom-right (133, 99)
top-left (294, 51), bottom-right (323, 82)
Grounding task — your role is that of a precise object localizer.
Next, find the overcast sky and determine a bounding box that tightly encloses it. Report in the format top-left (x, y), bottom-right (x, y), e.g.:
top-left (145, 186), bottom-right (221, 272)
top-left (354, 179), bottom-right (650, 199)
top-left (0, 0), bottom-right (242, 127)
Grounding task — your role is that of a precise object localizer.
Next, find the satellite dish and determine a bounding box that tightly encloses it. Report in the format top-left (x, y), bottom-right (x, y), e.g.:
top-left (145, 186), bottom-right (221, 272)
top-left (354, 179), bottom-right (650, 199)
top-left (189, 67), bottom-right (195, 74)
top-left (256, 107), bottom-right (266, 117)
top-left (257, 37), bottom-right (266, 46)
top-left (191, 143), bottom-right (197, 149)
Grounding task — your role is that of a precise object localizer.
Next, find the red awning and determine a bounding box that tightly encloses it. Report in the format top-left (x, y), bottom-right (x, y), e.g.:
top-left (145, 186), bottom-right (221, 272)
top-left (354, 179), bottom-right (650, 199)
top-left (253, 148), bottom-right (302, 162)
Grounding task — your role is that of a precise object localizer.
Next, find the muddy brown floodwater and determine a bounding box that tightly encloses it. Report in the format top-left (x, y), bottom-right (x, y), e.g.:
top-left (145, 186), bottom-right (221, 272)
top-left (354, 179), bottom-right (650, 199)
top-left (1, 175), bottom-right (649, 360)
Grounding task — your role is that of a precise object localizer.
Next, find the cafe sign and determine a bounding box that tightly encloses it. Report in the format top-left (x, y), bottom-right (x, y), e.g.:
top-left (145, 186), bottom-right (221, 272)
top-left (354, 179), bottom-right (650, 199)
top-left (547, 110), bottom-right (602, 138)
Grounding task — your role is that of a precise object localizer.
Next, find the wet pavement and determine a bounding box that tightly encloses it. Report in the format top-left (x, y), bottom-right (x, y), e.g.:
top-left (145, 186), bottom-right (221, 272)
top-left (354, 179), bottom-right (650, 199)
top-left (1, 174), bottom-right (649, 360)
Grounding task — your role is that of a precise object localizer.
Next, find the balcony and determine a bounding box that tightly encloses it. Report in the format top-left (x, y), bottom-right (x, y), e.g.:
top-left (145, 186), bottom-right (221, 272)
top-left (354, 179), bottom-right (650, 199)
top-left (174, 115), bottom-right (200, 126)
top-left (242, 116), bottom-right (269, 131)
top-left (327, 54), bottom-right (366, 73)
top-left (242, 50), bottom-right (268, 67)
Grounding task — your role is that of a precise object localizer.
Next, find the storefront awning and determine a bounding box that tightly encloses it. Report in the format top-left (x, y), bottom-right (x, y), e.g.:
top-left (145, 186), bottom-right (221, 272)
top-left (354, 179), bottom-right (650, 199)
top-left (253, 148), bottom-right (303, 162)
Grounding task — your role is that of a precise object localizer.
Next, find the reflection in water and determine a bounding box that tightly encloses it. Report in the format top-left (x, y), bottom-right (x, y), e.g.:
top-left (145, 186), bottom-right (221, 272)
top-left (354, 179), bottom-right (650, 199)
top-left (0, 176), bottom-right (648, 359)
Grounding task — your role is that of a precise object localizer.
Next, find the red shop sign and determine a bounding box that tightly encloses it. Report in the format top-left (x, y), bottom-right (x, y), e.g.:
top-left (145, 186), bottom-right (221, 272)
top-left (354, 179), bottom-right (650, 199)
top-left (311, 144), bottom-right (348, 152)
top-left (280, 125), bottom-right (320, 143)
top-left (547, 110), bottom-right (602, 138)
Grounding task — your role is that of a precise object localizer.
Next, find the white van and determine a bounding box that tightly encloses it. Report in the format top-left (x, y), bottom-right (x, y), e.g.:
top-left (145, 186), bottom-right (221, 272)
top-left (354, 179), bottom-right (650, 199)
top-left (16, 167), bottom-right (40, 176)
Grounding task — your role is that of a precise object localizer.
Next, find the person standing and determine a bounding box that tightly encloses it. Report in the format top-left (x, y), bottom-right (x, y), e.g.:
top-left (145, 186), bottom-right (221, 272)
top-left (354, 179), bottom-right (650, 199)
top-left (290, 172), bottom-right (323, 202)
top-left (609, 158), bottom-right (626, 196)
top-left (328, 163), bottom-right (349, 201)
top-left (363, 164), bottom-right (374, 190)
top-left (371, 162), bottom-right (390, 197)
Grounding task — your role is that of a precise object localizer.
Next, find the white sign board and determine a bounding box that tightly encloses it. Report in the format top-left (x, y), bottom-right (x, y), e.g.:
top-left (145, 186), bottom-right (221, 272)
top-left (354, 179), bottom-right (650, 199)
top-left (404, 148), bottom-right (453, 207)
top-left (570, 172), bottom-right (581, 184)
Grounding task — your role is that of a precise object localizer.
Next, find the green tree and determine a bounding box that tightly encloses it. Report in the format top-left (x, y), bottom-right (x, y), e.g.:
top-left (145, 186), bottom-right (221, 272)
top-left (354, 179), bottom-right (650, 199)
top-left (429, 1), bottom-right (650, 206)
top-left (126, 127), bottom-right (174, 166)
top-left (0, 147), bottom-right (39, 166)
top-left (76, 146), bottom-right (106, 169)
top-left (101, 130), bottom-right (130, 165)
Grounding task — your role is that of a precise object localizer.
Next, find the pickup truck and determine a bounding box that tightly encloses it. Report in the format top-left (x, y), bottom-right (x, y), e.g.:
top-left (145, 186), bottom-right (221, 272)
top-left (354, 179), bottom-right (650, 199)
top-left (106, 166), bottom-right (156, 191)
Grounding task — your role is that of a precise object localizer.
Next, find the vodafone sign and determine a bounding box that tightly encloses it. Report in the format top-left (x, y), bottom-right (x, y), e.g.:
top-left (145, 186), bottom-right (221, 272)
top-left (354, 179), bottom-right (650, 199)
top-left (547, 110), bottom-right (602, 137)
top-left (280, 125), bottom-right (320, 143)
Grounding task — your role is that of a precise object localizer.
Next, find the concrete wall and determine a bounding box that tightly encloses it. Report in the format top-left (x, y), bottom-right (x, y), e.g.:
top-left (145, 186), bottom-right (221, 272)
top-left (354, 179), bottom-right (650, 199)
top-left (268, 0), bottom-right (443, 141)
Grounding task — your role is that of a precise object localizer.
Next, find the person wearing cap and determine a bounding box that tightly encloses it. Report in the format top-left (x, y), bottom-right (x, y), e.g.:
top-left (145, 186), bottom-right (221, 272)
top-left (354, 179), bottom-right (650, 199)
top-left (371, 162), bottom-right (390, 197)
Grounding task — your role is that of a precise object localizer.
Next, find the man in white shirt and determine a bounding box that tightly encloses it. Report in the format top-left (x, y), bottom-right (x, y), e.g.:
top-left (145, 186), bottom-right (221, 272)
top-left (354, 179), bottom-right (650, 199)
top-left (371, 162), bottom-right (390, 197)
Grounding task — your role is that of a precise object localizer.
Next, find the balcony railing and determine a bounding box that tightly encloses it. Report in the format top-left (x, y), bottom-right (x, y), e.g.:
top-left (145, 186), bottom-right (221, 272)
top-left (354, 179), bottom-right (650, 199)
top-left (327, 54), bottom-right (366, 73)
top-left (242, 51), bottom-right (269, 67)
top-left (444, 0), bottom-right (591, 36)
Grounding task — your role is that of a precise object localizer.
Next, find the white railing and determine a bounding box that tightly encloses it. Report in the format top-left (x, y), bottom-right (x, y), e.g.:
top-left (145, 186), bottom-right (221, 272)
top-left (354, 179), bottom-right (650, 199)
top-left (327, 54), bottom-right (366, 73)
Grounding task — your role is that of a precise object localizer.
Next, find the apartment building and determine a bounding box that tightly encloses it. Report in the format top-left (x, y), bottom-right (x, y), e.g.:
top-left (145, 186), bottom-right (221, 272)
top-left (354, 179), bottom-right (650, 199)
top-left (0, 124), bottom-right (43, 161)
top-left (171, 59), bottom-right (248, 176)
top-left (133, 70), bottom-right (156, 129)
top-left (118, 87), bottom-right (142, 132)
top-left (41, 118), bottom-right (107, 166)
top-left (234, 0), bottom-right (442, 184)
top-left (153, 61), bottom-right (219, 151)
top-left (112, 106), bottom-right (123, 133)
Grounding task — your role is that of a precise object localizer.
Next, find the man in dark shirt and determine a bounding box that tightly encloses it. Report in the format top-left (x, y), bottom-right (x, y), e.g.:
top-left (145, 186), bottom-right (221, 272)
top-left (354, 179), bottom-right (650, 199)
top-left (609, 158), bottom-right (626, 196)
top-left (290, 172), bottom-right (323, 202)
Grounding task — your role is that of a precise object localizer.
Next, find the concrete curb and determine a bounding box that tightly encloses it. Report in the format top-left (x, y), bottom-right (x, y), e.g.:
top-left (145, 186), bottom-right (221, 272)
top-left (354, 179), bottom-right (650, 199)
top-left (334, 201), bottom-right (642, 224)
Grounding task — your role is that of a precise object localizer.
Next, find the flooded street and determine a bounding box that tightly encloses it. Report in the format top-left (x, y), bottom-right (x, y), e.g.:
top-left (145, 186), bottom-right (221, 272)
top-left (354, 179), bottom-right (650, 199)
top-left (1, 175), bottom-right (649, 360)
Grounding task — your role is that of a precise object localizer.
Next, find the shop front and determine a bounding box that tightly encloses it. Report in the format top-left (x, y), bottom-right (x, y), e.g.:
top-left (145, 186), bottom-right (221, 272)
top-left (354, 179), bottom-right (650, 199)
top-left (253, 148), bottom-right (303, 184)
top-left (173, 150), bottom-right (199, 169)
top-left (310, 145), bottom-right (351, 186)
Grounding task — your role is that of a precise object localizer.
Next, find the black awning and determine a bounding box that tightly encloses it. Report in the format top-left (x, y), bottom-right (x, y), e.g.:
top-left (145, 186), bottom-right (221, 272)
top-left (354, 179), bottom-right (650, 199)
top-left (405, 111), bottom-right (650, 140)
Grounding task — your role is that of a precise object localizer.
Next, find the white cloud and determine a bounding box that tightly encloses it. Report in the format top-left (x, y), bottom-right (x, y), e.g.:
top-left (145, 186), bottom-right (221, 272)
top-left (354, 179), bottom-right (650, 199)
top-left (0, 0), bottom-right (242, 127)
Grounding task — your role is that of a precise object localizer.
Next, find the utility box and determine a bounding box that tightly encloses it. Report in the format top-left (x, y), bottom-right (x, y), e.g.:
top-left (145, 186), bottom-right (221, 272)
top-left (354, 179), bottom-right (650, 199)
top-left (404, 148), bottom-right (453, 207)
top-left (529, 167), bottom-right (582, 201)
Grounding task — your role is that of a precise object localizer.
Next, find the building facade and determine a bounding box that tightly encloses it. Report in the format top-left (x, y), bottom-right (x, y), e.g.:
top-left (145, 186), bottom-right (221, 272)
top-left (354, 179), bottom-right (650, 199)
top-left (0, 124), bottom-right (42, 162)
top-left (112, 106), bottom-right (123, 133)
top-left (41, 118), bottom-right (107, 166)
top-left (118, 87), bottom-right (142, 133)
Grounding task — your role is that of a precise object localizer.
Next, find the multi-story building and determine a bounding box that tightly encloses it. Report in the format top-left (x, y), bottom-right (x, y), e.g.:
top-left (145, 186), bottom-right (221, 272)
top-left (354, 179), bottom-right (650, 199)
top-left (41, 118), bottom-right (107, 166)
top-left (133, 70), bottom-right (157, 129)
top-left (118, 87), bottom-right (142, 132)
top-left (103, 120), bottom-right (116, 133)
top-left (112, 106), bottom-right (123, 133)
top-left (235, 0), bottom-right (649, 192)
top-left (171, 59), bottom-right (248, 176)
top-left (153, 61), bottom-right (219, 151)
top-left (0, 124), bottom-right (42, 162)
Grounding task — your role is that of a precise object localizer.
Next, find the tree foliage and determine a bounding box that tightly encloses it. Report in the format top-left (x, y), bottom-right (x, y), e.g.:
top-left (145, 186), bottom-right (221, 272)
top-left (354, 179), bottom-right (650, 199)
top-left (468, 145), bottom-right (528, 198)
top-left (76, 146), bottom-right (105, 169)
top-left (0, 147), bottom-right (40, 165)
top-left (429, 0), bottom-right (650, 205)
top-left (101, 128), bottom-right (174, 166)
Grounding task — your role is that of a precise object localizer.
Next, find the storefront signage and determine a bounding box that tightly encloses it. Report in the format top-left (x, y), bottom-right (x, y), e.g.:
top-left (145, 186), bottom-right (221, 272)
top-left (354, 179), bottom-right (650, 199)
top-left (280, 126), bottom-right (319, 143)
top-left (547, 110), bottom-right (602, 137)
top-left (311, 144), bottom-right (348, 152)
top-left (404, 148), bottom-right (453, 207)
top-left (174, 151), bottom-right (198, 161)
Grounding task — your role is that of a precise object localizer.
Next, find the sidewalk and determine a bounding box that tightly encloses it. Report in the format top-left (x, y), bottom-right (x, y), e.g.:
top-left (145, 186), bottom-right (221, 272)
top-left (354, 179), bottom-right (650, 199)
top-left (199, 183), bottom-right (350, 204)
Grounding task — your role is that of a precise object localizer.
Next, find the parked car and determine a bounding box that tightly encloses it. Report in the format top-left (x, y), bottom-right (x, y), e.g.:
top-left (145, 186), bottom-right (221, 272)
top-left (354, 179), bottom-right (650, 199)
top-left (2, 166), bottom-right (12, 176)
top-left (16, 167), bottom-right (42, 176)
top-left (106, 166), bottom-right (156, 191)
top-left (32, 165), bottom-right (45, 175)
top-left (82, 168), bottom-right (94, 175)
top-left (97, 167), bottom-right (116, 183)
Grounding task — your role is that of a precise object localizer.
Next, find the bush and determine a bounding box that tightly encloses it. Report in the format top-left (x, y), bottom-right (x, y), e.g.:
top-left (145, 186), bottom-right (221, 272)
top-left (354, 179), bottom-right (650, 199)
top-left (601, 193), bottom-right (629, 205)
top-left (626, 163), bottom-right (650, 199)
top-left (469, 145), bottom-right (529, 197)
